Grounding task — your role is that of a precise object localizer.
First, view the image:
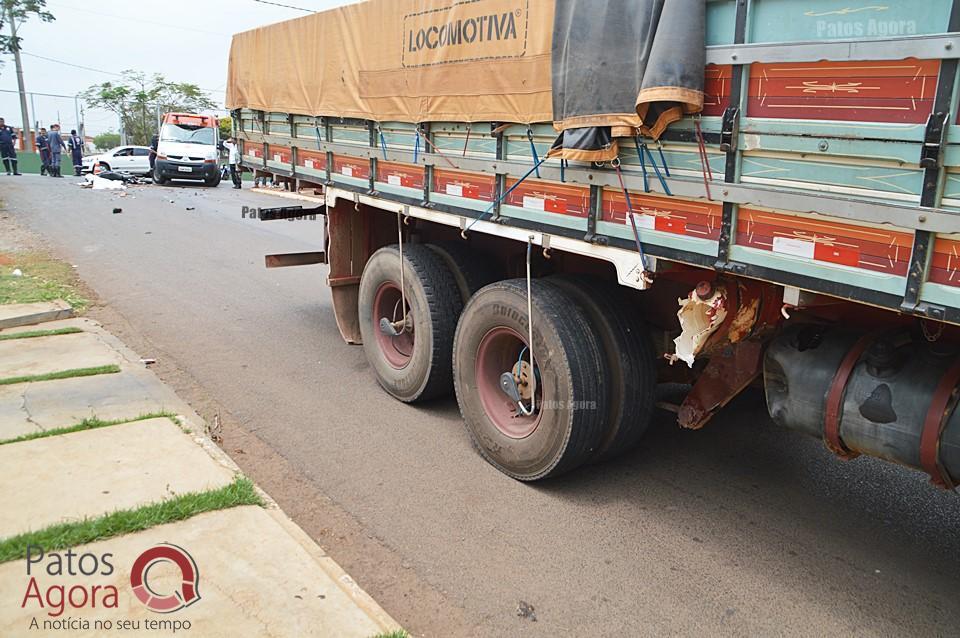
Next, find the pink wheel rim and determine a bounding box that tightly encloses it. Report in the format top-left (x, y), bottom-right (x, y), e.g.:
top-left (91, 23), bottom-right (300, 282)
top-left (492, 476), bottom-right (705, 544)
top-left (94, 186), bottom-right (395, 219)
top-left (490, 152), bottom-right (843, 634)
top-left (475, 327), bottom-right (542, 439)
top-left (373, 282), bottom-right (414, 369)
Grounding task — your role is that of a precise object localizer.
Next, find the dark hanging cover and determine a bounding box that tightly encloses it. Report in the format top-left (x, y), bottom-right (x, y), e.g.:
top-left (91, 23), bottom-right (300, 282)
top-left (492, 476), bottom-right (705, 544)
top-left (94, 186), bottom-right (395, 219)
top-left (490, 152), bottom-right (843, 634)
top-left (549, 0), bottom-right (705, 162)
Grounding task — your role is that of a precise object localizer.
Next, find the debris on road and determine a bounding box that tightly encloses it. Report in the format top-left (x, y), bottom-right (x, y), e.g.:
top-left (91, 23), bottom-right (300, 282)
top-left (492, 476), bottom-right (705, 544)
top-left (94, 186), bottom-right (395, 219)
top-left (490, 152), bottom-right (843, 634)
top-left (207, 411), bottom-right (223, 443)
top-left (91, 175), bottom-right (126, 191)
top-left (516, 601), bottom-right (537, 622)
top-left (112, 208), bottom-right (123, 214)
top-left (186, 207), bottom-right (196, 211)
top-left (140, 357), bottom-right (157, 365)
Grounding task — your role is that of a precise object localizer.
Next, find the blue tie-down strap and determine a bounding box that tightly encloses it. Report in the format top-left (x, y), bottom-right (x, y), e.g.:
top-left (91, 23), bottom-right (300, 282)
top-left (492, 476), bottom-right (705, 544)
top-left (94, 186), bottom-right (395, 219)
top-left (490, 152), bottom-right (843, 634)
top-left (634, 137), bottom-right (671, 196)
top-left (527, 128), bottom-right (541, 179)
top-left (464, 156), bottom-right (549, 235)
top-left (656, 141), bottom-right (670, 177)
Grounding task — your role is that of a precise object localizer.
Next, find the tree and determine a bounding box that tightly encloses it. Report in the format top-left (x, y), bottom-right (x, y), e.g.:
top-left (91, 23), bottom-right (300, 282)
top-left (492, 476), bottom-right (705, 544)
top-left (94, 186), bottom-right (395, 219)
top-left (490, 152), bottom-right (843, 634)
top-left (1, 1), bottom-right (54, 142)
top-left (218, 115), bottom-right (233, 141)
top-left (0, 1), bottom-right (54, 54)
top-left (93, 131), bottom-right (121, 151)
top-left (81, 71), bottom-right (217, 145)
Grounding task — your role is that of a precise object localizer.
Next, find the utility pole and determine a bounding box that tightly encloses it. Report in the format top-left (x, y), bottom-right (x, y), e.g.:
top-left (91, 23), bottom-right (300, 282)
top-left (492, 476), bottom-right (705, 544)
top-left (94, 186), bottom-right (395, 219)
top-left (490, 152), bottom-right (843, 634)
top-left (4, 2), bottom-right (32, 151)
top-left (77, 98), bottom-right (84, 140)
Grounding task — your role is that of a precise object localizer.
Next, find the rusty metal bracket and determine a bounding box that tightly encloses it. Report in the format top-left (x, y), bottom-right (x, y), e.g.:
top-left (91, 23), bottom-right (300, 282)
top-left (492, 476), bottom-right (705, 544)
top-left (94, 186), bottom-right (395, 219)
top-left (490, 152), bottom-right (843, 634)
top-left (677, 340), bottom-right (764, 430)
top-left (719, 107), bottom-right (741, 153)
top-left (265, 251), bottom-right (326, 268)
top-left (823, 334), bottom-right (876, 460)
top-left (919, 111), bottom-right (948, 170)
top-left (920, 358), bottom-right (960, 489)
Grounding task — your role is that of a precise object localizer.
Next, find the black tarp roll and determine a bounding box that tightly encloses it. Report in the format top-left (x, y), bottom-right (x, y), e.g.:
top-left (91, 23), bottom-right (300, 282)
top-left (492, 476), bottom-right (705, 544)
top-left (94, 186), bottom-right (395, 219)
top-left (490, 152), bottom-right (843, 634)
top-left (549, 0), bottom-right (705, 161)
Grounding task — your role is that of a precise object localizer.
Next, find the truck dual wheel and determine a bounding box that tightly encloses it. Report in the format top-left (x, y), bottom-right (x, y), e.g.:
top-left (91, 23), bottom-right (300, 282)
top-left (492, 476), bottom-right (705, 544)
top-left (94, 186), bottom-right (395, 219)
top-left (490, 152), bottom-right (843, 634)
top-left (543, 275), bottom-right (656, 461)
top-left (426, 241), bottom-right (501, 305)
top-left (453, 280), bottom-right (609, 481)
top-left (358, 244), bottom-right (463, 402)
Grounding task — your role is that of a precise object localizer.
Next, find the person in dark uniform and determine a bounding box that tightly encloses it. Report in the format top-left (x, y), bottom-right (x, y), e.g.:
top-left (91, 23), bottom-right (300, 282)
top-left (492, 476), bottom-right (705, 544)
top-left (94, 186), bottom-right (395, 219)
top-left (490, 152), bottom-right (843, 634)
top-left (36, 127), bottom-right (51, 176)
top-left (48, 123), bottom-right (65, 177)
top-left (0, 117), bottom-right (21, 175)
top-left (68, 129), bottom-right (84, 176)
top-left (149, 133), bottom-right (159, 172)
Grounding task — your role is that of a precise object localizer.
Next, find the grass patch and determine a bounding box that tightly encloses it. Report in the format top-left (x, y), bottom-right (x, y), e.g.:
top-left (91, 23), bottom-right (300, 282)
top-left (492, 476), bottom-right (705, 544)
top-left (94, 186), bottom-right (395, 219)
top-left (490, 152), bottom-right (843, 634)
top-left (0, 364), bottom-right (120, 386)
top-left (0, 326), bottom-right (82, 341)
top-left (0, 476), bottom-right (263, 563)
top-left (371, 631), bottom-right (409, 638)
top-left (0, 411), bottom-right (176, 446)
top-left (0, 251), bottom-right (88, 311)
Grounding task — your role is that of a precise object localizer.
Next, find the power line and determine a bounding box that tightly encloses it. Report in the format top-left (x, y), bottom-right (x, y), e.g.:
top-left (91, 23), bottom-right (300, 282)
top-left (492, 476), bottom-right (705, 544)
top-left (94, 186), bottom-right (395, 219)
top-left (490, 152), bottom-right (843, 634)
top-left (45, 1), bottom-right (231, 37)
top-left (0, 88), bottom-right (78, 99)
top-left (20, 51), bottom-right (123, 77)
top-left (252, 0), bottom-right (316, 12)
top-left (18, 52), bottom-right (226, 95)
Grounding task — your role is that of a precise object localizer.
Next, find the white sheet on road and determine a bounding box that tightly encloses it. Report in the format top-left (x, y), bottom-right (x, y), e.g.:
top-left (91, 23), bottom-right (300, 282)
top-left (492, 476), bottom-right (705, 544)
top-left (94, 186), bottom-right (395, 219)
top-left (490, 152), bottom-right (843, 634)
top-left (91, 175), bottom-right (126, 190)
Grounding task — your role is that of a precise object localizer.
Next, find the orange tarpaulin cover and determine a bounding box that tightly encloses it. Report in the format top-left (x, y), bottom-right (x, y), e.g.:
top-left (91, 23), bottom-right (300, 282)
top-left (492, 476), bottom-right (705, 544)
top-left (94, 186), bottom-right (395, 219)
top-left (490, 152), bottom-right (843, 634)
top-left (226, 0), bottom-right (555, 124)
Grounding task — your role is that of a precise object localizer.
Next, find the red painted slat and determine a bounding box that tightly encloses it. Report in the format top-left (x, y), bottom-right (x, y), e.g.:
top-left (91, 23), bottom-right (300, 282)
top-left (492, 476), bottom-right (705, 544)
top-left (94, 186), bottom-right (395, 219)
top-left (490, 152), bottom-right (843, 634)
top-left (748, 59), bottom-right (939, 123)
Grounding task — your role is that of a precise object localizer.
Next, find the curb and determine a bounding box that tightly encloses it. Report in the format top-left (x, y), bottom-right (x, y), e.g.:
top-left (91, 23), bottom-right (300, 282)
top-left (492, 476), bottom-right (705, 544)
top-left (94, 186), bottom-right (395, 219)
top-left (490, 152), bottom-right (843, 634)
top-left (0, 301), bottom-right (74, 329)
top-left (266, 508), bottom-right (403, 633)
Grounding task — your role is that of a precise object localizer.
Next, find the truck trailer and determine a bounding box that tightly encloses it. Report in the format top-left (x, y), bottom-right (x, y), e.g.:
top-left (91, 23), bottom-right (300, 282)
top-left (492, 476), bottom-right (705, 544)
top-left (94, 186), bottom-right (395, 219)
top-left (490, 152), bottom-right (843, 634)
top-left (226, 0), bottom-right (960, 487)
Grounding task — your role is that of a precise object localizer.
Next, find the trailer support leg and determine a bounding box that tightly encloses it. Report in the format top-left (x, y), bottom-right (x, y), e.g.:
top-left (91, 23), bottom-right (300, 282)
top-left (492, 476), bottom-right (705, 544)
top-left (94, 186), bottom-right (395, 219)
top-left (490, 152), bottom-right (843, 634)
top-left (327, 198), bottom-right (372, 344)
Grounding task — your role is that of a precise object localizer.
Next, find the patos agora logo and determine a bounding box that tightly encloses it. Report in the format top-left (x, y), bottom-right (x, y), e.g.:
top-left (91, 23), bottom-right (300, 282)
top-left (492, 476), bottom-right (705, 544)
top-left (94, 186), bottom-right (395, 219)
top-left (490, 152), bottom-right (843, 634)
top-left (21, 542), bottom-right (200, 626)
top-left (130, 543), bottom-right (201, 613)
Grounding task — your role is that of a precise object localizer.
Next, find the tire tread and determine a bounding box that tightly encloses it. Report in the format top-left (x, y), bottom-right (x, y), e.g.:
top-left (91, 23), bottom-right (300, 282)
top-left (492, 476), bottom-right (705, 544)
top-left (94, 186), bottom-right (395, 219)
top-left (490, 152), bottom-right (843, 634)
top-left (454, 279), bottom-right (608, 480)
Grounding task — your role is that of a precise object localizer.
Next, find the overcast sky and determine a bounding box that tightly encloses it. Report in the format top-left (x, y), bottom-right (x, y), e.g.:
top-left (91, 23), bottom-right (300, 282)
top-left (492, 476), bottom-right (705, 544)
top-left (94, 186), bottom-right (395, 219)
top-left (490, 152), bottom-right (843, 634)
top-left (0, 0), bottom-right (358, 137)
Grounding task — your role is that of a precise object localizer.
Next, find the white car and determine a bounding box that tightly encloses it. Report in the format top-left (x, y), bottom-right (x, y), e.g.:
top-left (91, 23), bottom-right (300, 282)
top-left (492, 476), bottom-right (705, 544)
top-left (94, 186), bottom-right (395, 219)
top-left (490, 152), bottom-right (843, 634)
top-left (82, 146), bottom-right (153, 175)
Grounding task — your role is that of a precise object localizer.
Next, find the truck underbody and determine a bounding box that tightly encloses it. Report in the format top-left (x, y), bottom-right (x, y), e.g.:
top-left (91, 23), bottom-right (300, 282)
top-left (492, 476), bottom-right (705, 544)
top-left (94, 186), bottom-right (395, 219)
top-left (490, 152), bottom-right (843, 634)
top-left (230, 1), bottom-right (960, 490)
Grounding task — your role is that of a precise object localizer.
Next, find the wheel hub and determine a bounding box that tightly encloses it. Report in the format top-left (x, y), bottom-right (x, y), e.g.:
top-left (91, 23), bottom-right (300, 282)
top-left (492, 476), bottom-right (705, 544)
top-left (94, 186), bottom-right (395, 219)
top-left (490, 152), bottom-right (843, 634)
top-left (476, 327), bottom-right (542, 438)
top-left (372, 282), bottom-right (414, 369)
top-left (511, 360), bottom-right (534, 401)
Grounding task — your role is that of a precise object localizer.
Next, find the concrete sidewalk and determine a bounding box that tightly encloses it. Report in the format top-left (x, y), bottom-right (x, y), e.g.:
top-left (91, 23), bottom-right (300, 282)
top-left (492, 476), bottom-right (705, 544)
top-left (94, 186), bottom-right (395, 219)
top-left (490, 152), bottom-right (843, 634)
top-left (0, 302), bottom-right (401, 637)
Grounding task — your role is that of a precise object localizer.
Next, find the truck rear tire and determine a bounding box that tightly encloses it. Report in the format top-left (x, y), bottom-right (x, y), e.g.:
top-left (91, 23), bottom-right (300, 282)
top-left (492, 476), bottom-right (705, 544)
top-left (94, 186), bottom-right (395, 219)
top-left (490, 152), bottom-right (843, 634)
top-left (544, 275), bottom-right (656, 461)
top-left (426, 241), bottom-right (501, 305)
top-left (453, 279), bottom-right (608, 480)
top-left (358, 244), bottom-right (463, 402)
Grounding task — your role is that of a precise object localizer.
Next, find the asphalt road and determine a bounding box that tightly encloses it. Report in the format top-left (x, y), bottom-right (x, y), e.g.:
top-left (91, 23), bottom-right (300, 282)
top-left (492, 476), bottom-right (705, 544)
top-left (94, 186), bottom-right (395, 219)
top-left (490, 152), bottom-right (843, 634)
top-left (4, 174), bottom-right (960, 637)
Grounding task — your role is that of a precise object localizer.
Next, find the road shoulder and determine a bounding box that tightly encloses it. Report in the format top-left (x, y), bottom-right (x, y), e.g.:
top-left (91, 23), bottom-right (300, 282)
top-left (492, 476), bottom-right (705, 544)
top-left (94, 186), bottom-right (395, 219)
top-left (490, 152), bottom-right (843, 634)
top-left (0, 304), bottom-right (402, 637)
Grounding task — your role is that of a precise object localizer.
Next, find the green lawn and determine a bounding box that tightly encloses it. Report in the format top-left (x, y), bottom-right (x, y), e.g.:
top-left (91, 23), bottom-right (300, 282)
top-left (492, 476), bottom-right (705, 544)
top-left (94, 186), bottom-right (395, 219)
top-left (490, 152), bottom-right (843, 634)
top-left (0, 251), bottom-right (89, 311)
top-left (0, 476), bottom-right (263, 563)
top-left (0, 411), bottom-right (177, 446)
top-left (0, 364), bottom-right (120, 386)
top-left (0, 326), bottom-right (82, 341)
